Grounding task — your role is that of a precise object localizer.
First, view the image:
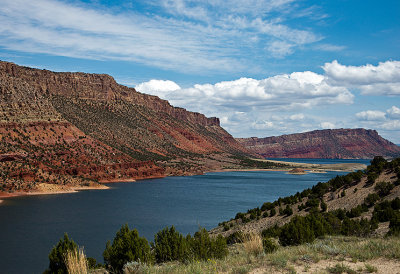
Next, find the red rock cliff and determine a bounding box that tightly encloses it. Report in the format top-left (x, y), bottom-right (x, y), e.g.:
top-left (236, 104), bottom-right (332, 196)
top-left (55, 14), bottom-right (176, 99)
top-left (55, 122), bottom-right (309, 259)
top-left (237, 128), bottom-right (400, 159)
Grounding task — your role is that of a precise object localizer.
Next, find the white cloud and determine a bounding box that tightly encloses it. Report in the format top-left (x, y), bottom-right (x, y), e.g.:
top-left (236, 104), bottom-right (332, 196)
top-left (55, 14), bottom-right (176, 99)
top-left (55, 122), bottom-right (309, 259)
top-left (323, 60), bottom-right (400, 85)
top-left (314, 44), bottom-right (346, 52)
top-left (319, 122), bottom-right (336, 129)
top-left (378, 120), bottom-right (400, 131)
top-left (134, 60), bottom-right (400, 140)
top-left (137, 71), bottom-right (353, 116)
top-left (359, 83), bottom-right (400, 96)
top-left (136, 70), bottom-right (355, 137)
top-left (290, 113), bottom-right (305, 121)
top-left (356, 110), bottom-right (386, 121)
top-left (267, 41), bottom-right (294, 58)
top-left (323, 60), bottom-right (400, 96)
top-left (251, 121), bottom-right (274, 130)
top-left (387, 106), bottom-right (400, 119)
top-left (135, 80), bottom-right (181, 96)
top-left (0, 0), bottom-right (322, 73)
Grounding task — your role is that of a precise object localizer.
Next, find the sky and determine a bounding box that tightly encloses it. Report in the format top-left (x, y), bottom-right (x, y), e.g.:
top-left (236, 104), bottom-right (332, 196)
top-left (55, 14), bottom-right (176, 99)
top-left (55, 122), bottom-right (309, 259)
top-left (0, 0), bottom-right (399, 143)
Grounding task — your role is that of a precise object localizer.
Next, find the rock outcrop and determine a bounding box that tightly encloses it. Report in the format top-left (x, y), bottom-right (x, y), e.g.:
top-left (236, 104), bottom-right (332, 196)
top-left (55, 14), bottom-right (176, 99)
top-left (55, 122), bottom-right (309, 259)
top-left (237, 128), bottom-right (400, 159)
top-left (0, 61), bottom-right (251, 193)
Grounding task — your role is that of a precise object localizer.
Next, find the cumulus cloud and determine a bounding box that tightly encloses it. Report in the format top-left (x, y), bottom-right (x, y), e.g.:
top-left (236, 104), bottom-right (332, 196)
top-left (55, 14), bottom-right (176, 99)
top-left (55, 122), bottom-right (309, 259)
top-left (320, 122), bottom-right (336, 129)
top-left (135, 80), bottom-right (181, 96)
top-left (251, 121), bottom-right (274, 130)
top-left (135, 60), bottom-right (400, 139)
top-left (323, 60), bottom-right (400, 96)
top-left (378, 120), bottom-right (400, 131)
top-left (137, 71), bottom-right (354, 117)
top-left (136, 70), bottom-right (356, 137)
top-left (356, 110), bottom-right (386, 121)
top-left (387, 106), bottom-right (400, 119)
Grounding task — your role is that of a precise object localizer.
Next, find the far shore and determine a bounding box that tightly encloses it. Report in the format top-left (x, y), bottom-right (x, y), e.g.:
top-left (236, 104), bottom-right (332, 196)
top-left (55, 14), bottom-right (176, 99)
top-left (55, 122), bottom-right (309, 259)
top-left (0, 159), bottom-right (367, 204)
top-left (0, 184), bottom-right (109, 204)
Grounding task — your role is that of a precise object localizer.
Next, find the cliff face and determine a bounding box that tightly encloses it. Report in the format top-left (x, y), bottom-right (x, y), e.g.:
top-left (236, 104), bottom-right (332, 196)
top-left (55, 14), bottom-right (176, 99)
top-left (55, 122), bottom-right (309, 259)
top-left (0, 61), bottom-right (250, 193)
top-left (237, 128), bottom-right (400, 159)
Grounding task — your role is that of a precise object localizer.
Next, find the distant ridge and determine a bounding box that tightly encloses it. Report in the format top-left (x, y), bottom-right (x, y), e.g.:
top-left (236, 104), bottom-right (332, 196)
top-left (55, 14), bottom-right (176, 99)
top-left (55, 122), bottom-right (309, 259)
top-left (237, 128), bottom-right (400, 159)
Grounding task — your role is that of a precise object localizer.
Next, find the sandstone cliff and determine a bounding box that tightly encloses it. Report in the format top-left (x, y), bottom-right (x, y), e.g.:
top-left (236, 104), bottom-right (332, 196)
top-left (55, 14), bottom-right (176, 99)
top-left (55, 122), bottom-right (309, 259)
top-left (0, 61), bottom-right (251, 193)
top-left (237, 128), bottom-right (400, 159)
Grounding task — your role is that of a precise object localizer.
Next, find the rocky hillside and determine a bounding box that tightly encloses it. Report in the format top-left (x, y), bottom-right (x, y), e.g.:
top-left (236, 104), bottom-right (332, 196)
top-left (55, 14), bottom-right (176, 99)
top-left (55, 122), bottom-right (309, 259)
top-left (237, 128), bottom-right (400, 159)
top-left (0, 61), bottom-right (253, 194)
top-left (212, 157), bottom-right (400, 238)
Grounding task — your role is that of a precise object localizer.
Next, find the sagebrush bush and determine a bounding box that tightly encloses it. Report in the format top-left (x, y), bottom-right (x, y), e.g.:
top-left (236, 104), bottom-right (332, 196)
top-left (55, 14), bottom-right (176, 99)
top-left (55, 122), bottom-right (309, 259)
top-left (262, 238), bottom-right (278, 254)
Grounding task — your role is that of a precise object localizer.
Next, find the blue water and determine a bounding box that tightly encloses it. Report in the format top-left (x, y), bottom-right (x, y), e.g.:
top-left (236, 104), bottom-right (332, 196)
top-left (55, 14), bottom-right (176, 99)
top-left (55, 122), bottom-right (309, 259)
top-left (0, 167), bottom-right (349, 273)
top-left (267, 158), bottom-right (371, 166)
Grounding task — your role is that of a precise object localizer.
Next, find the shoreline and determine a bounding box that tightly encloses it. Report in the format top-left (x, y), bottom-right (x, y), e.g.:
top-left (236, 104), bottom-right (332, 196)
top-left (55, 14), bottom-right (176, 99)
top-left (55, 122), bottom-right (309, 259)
top-left (0, 160), bottom-right (367, 203)
top-left (0, 184), bottom-right (109, 203)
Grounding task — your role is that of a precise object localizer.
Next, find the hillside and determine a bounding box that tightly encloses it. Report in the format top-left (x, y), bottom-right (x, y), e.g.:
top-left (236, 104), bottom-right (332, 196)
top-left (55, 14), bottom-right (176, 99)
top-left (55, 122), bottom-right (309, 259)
top-left (0, 61), bottom-right (255, 194)
top-left (212, 157), bottom-right (400, 238)
top-left (237, 128), bottom-right (400, 159)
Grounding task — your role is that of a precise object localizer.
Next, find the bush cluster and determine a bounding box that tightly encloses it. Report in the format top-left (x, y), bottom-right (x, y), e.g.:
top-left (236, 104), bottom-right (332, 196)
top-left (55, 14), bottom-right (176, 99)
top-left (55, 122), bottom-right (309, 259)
top-left (260, 196), bottom-right (400, 247)
top-left (46, 225), bottom-right (228, 273)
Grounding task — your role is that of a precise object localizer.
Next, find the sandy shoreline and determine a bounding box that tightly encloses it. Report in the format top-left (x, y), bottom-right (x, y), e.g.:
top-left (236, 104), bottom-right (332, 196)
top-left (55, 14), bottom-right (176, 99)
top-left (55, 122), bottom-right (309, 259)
top-left (0, 184), bottom-right (109, 203)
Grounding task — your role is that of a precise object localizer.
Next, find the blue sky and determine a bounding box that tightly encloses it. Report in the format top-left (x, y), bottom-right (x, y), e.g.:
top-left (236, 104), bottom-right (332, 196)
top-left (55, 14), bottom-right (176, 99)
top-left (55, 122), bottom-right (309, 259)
top-left (0, 0), bottom-right (399, 142)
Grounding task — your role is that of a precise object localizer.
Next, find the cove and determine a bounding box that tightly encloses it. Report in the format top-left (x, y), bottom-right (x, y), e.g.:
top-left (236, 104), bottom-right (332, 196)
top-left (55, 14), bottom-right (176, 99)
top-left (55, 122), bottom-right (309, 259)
top-left (0, 169), bottom-right (348, 274)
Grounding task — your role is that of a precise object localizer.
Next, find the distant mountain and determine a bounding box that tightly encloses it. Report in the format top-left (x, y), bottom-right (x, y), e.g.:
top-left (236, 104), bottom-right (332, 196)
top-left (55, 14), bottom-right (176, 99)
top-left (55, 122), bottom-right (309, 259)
top-left (237, 128), bottom-right (400, 159)
top-left (0, 61), bottom-right (252, 193)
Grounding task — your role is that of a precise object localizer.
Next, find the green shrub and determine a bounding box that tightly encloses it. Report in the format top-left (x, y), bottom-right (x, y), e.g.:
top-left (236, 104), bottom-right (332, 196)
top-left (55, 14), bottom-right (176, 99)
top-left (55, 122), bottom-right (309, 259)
top-left (262, 238), bottom-right (278, 254)
top-left (306, 198), bottom-right (320, 209)
top-left (270, 208), bottom-right (276, 216)
top-left (152, 226), bottom-right (188, 263)
top-left (283, 205), bottom-right (293, 216)
top-left (261, 202), bottom-right (274, 211)
top-left (103, 224), bottom-right (153, 272)
top-left (375, 181), bottom-right (394, 197)
top-left (262, 224), bottom-right (281, 238)
top-left (387, 212), bottom-right (400, 236)
top-left (226, 231), bottom-right (245, 245)
top-left (392, 197), bottom-right (400, 210)
top-left (44, 233), bottom-right (78, 274)
top-left (364, 193), bottom-right (380, 207)
top-left (187, 228), bottom-right (228, 261)
top-left (321, 200), bottom-right (327, 212)
top-left (279, 216), bottom-right (315, 246)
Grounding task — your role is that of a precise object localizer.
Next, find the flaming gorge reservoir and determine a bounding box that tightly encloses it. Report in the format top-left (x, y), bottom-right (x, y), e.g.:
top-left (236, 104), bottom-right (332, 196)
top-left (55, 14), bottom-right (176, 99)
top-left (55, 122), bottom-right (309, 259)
top-left (1, 1), bottom-right (400, 273)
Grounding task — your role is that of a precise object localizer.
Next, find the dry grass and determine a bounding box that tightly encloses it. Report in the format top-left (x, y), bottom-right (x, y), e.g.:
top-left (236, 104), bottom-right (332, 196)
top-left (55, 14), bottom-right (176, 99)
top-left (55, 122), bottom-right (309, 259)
top-left (65, 248), bottom-right (88, 274)
top-left (119, 236), bottom-right (400, 274)
top-left (242, 233), bottom-right (263, 257)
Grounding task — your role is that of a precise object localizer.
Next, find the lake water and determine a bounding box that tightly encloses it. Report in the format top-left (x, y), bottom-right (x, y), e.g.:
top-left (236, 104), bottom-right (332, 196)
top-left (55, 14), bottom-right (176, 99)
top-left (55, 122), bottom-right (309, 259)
top-left (0, 162), bottom-right (355, 274)
top-left (267, 158), bottom-right (372, 165)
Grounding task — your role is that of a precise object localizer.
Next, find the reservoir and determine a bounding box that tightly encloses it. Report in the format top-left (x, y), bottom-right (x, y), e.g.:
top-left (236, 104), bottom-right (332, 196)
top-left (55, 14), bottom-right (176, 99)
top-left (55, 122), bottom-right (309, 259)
top-left (0, 167), bottom-right (354, 273)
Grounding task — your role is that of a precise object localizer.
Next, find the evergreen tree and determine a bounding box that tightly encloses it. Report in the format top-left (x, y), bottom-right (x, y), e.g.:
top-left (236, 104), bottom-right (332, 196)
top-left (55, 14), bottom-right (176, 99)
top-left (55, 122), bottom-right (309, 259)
top-left (103, 224), bottom-right (153, 272)
top-left (44, 233), bottom-right (78, 274)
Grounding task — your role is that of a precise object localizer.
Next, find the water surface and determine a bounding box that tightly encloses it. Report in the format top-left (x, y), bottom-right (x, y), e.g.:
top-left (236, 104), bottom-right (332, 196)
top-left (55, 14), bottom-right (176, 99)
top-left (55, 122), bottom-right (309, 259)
top-left (267, 158), bottom-right (371, 166)
top-left (0, 168), bottom-right (348, 273)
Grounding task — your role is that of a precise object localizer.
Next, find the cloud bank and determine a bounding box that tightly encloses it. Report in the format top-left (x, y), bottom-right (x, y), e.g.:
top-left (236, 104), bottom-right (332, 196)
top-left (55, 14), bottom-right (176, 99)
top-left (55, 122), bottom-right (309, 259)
top-left (323, 60), bottom-right (400, 96)
top-left (136, 60), bottom-right (400, 140)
